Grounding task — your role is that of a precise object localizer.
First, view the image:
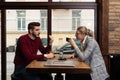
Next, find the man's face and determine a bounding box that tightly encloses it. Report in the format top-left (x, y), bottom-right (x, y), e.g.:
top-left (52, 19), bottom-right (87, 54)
top-left (30, 26), bottom-right (40, 38)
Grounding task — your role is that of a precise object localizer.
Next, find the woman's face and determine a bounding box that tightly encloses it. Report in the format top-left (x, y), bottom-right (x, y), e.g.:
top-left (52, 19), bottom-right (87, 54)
top-left (75, 30), bottom-right (84, 41)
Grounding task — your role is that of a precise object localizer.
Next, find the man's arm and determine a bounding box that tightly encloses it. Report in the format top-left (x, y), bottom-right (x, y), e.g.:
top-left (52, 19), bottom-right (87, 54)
top-left (18, 37), bottom-right (44, 61)
top-left (38, 39), bottom-right (51, 54)
top-left (39, 35), bottom-right (54, 54)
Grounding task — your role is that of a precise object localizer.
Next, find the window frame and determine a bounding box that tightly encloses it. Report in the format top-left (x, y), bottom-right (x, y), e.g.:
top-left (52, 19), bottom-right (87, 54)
top-left (0, 0), bottom-right (109, 80)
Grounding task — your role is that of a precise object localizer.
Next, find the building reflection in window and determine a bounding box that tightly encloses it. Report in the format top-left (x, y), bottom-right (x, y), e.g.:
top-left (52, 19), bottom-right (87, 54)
top-left (52, 9), bottom-right (94, 51)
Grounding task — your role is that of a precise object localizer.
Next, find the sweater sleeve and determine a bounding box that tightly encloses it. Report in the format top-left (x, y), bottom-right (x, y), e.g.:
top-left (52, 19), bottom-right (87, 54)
top-left (75, 39), bottom-right (95, 61)
top-left (38, 38), bottom-right (51, 54)
top-left (18, 37), bottom-right (44, 61)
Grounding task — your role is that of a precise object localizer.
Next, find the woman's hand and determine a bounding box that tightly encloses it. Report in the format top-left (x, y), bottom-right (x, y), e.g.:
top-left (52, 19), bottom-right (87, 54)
top-left (68, 38), bottom-right (78, 49)
top-left (67, 54), bottom-right (75, 59)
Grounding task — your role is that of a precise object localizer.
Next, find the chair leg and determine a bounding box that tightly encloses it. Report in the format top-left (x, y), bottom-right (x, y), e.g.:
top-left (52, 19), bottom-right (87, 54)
top-left (11, 74), bottom-right (22, 80)
top-left (54, 73), bottom-right (63, 80)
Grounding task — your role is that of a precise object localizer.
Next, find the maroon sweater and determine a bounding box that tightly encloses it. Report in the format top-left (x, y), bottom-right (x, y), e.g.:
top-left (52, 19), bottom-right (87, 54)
top-left (14, 34), bottom-right (51, 66)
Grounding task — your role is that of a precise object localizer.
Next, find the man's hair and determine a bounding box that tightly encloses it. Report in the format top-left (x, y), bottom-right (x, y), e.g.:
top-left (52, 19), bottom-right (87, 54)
top-left (28, 22), bottom-right (40, 33)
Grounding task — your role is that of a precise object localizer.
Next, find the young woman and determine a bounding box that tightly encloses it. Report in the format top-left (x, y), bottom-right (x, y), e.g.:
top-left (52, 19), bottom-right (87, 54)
top-left (66, 26), bottom-right (109, 80)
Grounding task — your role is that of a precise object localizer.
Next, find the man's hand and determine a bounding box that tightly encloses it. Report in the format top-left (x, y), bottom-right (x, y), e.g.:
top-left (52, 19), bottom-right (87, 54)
top-left (49, 35), bottom-right (54, 45)
top-left (44, 53), bottom-right (54, 59)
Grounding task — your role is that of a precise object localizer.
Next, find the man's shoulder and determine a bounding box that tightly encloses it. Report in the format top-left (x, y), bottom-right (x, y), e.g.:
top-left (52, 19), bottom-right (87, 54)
top-left (19, 34), bottom-right (28, 40)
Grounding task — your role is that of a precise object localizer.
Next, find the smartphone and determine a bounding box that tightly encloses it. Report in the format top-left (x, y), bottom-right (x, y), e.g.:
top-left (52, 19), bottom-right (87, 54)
top-left (66, 37), bottom-right (70, 42)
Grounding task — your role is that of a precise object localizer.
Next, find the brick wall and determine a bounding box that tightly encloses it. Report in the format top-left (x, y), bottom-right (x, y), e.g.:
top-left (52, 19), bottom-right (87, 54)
top-left (109, 0), bottom-right (120, 54)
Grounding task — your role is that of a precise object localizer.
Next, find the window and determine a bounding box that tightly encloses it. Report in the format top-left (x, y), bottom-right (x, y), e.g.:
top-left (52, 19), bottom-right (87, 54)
top-left (41, 38), bottom-right (47, 46)
top-left (17, 10), bottom-right (26, 31)
top-left (52, 9), bottom-right (94, 32)
top-left (1, 0), bottom-right (100, 80)
top-left (40, 10), bottom-right (47, 31)
top-left (63, 44), bottom-right (72, 50)
top-left (52, 9), bottom-right (95, 50)
top-left (72, 9), bottom-right (81, 30)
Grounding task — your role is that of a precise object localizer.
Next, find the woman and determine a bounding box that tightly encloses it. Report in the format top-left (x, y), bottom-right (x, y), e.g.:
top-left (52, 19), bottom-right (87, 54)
top-left (66, 26), bottom-right (109, 80)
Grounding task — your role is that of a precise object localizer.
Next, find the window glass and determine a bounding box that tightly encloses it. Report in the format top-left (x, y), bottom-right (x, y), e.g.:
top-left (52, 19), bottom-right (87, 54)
top-left (5, 0), bottom-right (48, 2)
top-left (72, 9), bottom-right (81, 30)
top-left (17, 10), bottom-right (26, 31)
top-left (41, 38), bottom-right (47, 46)
top-left (53, 0), bottom-right (95, 2)
top-left (52, 9), bottom-right (94, 51)
top-left (40, 10), bottom-right (47, 31)
top-left (6, 9), bottom-right (47, 80)
top-left (63, 44), bottom-right (72, 50)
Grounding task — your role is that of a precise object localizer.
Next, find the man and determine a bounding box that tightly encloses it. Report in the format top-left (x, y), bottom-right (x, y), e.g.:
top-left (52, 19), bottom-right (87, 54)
top-left (13, 22), bottom-right (54, 80)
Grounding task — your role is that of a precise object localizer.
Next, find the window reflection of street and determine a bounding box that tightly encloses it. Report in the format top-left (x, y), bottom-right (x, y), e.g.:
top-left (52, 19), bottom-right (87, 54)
top-left (6, 52), bottom-right (15, 80)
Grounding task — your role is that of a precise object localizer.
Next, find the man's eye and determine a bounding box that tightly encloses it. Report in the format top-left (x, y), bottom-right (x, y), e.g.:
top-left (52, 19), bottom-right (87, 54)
top-left (36, 29), bottom-right (39, 31)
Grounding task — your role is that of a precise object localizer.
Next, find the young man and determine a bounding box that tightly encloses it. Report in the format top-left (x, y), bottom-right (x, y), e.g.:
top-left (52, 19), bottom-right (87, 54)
top-left (13, 22), bottom-right (54, 80)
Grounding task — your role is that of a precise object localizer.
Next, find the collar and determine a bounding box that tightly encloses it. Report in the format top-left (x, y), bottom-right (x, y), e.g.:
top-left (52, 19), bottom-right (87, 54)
top-left (82, 35), bottom-right (87, 45)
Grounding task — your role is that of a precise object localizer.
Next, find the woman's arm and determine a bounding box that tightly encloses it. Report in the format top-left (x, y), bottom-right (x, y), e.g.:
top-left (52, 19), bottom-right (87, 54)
top-left (69, 38), bottom-right (95, 61)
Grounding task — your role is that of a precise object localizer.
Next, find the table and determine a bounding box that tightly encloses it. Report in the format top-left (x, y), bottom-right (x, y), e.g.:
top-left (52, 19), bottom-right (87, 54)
top-left (26, 55), bottom-right (91, 80)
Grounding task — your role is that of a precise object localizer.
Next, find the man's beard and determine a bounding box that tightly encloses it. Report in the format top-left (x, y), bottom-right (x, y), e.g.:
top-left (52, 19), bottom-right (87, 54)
top-left (32, 33), bottom-right (40, 38)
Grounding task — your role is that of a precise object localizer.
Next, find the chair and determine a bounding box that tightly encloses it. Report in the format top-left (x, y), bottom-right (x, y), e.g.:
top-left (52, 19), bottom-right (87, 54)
top-left (11, 74), bottom-right (22, 80)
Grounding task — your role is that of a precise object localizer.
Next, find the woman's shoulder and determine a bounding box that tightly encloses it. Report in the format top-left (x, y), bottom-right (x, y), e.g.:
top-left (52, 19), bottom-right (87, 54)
top-left (87, 36), bottom-right (98, 45)
top-left (87, 36), bottom-right (95, 42)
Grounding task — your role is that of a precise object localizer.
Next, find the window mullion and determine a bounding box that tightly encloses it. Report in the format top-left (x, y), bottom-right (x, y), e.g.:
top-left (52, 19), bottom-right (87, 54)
top-left (1, 9), bottom-right (7, 80)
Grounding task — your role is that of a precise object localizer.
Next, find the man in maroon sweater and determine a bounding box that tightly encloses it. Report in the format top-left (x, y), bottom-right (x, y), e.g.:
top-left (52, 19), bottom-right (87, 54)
top-left (13, 22), bottom-right (54, 80)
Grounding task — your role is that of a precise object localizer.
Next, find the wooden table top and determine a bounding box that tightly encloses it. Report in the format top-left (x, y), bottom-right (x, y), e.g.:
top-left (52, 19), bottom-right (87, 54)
top-left (26, 55), bottom-right (91, 74)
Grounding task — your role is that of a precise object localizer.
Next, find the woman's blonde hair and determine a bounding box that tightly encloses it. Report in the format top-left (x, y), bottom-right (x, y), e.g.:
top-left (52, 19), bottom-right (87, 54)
top-left (77, 26), bottom-right (94, 37)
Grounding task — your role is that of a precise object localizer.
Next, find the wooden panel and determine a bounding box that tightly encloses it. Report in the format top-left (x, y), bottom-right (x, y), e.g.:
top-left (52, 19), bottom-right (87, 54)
top-left (97, 0), bottom-right (109, 55)
top-left (97, 0), bottom-right (109, 73)
top-left (0, 2), bottom-right (96, 9)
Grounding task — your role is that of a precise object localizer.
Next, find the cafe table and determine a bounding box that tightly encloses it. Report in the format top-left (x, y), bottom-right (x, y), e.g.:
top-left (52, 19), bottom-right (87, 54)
top-left (26, 54), bottom-right (91, 80)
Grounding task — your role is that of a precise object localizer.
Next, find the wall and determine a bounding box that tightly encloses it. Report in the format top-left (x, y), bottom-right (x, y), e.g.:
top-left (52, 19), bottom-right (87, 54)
top-left (109, 0), bottom-right (120, 54)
